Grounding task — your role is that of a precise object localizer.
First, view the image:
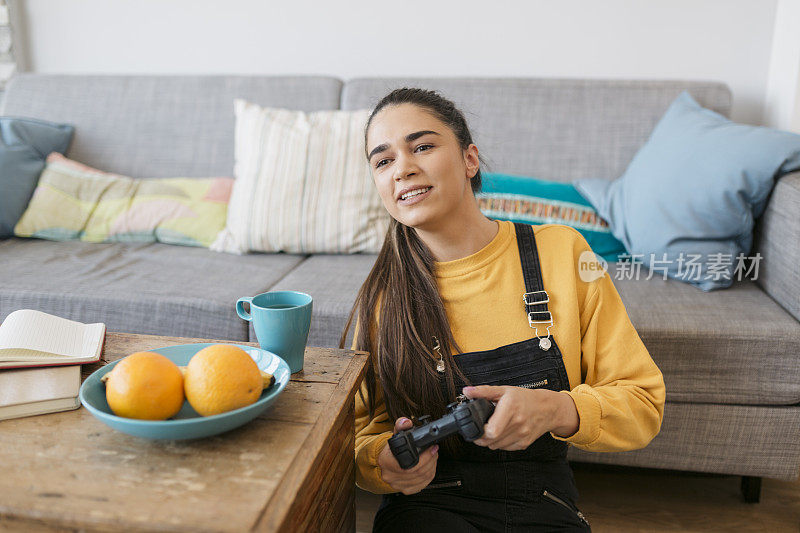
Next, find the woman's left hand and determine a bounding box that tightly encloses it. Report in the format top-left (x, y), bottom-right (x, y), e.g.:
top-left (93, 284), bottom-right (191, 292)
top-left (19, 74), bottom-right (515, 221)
top-left (462, 385), bottom-right (579, 451)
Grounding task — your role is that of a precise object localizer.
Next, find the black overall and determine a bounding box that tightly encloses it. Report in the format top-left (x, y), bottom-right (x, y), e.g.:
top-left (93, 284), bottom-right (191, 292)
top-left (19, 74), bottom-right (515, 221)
top-left (373, 222), bottom-right (592, 532)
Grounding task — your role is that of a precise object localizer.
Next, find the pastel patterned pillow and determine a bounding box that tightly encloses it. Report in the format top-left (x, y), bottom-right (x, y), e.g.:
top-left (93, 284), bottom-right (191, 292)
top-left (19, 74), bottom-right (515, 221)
top-left (14, 153), bottom-right (233, 247)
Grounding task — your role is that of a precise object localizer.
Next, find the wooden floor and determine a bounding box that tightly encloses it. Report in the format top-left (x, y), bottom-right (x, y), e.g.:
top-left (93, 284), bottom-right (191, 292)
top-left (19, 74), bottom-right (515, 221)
top-left (355, 462), bottom-right (800, 532)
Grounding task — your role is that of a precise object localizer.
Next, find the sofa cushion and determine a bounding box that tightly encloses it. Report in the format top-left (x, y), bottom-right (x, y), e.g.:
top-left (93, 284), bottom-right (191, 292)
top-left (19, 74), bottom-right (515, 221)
top-left (288, 254), bottom-right (800, 406)
top-left (0, 239), bottom-right (306, 341)
top-left (608, 262), bottom-right (800, 406)
top-left (342, 77), bottom-right (731, 181)
top-left (263, 254), bottom-right (380, 350)
top-left (0, 74), bottom-right (342, 178)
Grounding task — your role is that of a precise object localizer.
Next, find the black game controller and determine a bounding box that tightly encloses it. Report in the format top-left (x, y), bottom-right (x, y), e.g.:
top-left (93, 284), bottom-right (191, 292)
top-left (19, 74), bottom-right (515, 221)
top-left (388, 398), bottom-right (495, 469)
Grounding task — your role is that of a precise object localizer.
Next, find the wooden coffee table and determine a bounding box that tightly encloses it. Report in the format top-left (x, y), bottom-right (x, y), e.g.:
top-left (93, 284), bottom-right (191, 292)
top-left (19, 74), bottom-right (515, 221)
top-left (0, 332), bottom-right (369, 532)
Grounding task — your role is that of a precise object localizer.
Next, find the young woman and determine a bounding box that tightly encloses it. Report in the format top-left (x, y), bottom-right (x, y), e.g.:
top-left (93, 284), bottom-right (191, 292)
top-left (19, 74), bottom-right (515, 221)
top-left (340, 88), bottom-right (666, 532)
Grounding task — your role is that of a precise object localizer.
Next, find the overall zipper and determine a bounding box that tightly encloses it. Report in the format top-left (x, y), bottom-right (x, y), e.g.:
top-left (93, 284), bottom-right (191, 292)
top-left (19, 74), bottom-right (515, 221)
top-left (518, 378), bottom-right (548, 389)
top-left (542, 489), bottom-right (590, 526)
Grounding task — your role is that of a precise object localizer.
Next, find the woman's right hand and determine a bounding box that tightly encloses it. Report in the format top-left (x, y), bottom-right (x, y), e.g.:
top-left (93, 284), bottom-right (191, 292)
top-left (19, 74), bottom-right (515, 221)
top-left (377, 417), bottom-right (439, 495)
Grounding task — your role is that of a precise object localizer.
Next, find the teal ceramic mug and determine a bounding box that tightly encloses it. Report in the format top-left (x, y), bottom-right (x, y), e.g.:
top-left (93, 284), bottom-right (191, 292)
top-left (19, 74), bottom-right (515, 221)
top-left (236, 291), bottom-right (313, 374)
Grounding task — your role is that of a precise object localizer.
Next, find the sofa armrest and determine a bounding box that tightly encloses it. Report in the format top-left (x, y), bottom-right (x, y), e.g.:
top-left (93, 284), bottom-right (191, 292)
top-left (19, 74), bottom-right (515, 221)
top-left (753, 170), bottom-right (800, 322)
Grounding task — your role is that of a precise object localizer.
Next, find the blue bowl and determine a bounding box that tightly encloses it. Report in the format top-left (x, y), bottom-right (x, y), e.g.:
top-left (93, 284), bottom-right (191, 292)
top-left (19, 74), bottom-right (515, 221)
top-left (79, 343), bottom-right (290, 440)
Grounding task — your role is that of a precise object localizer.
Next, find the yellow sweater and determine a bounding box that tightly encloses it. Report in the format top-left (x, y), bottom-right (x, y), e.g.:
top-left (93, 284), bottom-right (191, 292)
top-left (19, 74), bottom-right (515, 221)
top-left (353, 220), bottom-right (666, 494)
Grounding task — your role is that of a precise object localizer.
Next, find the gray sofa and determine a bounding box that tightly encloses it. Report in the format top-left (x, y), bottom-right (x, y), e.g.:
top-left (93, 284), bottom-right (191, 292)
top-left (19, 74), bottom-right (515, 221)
top-left (1, 74), bottom-right (798, 502)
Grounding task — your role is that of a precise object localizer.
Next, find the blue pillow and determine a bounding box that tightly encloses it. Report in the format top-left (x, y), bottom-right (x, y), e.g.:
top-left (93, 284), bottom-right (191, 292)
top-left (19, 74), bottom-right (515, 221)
top-left (0, 117), bottom-right (75, 237)
top-left (477, 172), bottom-right (626, 262)
top-left (574, 91), bottom-right (800, 291)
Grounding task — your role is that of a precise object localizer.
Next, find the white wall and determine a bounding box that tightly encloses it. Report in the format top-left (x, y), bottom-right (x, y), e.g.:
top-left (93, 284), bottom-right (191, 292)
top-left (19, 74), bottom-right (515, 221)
top-left (11, 0), bottom-right (781, 125)
top-left (765, 0), bottom-right (800, 132)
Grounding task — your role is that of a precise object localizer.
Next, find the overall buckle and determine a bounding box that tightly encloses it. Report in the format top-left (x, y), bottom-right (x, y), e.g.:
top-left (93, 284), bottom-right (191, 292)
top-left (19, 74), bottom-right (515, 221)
top-left (528, 311), bottom-right (554, 350)
top-left (527, 311), bottom-right (553, 328)
top-left (523, 291), bottom-right (554, 351)
top-left (523, 290), bottom-right (549, 306)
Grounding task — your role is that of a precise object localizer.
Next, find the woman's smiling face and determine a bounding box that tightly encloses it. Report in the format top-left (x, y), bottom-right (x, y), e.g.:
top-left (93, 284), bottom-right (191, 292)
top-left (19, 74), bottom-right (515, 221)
top-left (366, 103), bottom-right (479, 230)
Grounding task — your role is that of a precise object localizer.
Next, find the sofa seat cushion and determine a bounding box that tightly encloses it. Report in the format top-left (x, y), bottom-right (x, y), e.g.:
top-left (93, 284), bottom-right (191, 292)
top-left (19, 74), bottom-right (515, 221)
top-left (265, 254), bottom-right (380, 350)
top-left (281, 255), bottom-right (800, 407)
top-left (0, 238), bottom-right (306, 341)
top-left (608, 263), bottom-right (800, 405)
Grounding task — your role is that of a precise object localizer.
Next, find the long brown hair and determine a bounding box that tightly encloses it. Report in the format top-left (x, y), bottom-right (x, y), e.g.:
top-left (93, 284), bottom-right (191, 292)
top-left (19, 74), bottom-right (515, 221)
top-left (338, 88), bottom-right (487, 426)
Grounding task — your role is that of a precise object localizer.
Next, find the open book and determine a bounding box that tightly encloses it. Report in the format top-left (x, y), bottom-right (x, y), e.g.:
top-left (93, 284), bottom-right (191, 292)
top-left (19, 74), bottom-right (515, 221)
top-left (0, 309), bottom-right (105, 369)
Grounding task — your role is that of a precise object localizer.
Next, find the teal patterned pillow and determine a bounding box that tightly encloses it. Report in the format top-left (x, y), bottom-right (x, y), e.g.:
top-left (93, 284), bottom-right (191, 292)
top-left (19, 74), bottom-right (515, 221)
top-left (477, 172), bottom-right (626, 262)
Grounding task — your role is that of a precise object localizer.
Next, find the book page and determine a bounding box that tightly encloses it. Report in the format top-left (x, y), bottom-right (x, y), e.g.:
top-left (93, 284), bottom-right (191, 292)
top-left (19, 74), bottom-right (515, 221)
top-left (82, 323), bottom-right (106, 358)
top-left (0, 310), bottom-right (102, 359)
top-left (0, 396), bottom-right (82, 421)
top-left (0, 364), bottom-right (81, 407)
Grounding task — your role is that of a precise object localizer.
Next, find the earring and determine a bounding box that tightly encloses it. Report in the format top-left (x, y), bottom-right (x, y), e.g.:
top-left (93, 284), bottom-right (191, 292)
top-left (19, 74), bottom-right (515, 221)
top-left (432, 336), bottom-right (445, 373)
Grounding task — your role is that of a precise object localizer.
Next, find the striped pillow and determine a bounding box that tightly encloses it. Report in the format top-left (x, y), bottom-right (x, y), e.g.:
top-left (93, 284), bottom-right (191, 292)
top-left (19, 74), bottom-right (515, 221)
top-left (210, 100), bottom-right (390, 254)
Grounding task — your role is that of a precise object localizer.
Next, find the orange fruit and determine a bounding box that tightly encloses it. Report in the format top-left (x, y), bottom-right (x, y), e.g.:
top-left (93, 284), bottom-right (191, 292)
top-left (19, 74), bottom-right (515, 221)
top-left (105, 351), bottom-right (185, 420)
top-left (183, 344), bottom-right (262, 416)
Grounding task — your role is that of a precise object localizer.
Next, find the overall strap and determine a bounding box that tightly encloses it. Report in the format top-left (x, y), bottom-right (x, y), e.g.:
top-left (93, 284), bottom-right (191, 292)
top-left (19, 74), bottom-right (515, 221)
top-left (513, 222), bottom-right (551, 323)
